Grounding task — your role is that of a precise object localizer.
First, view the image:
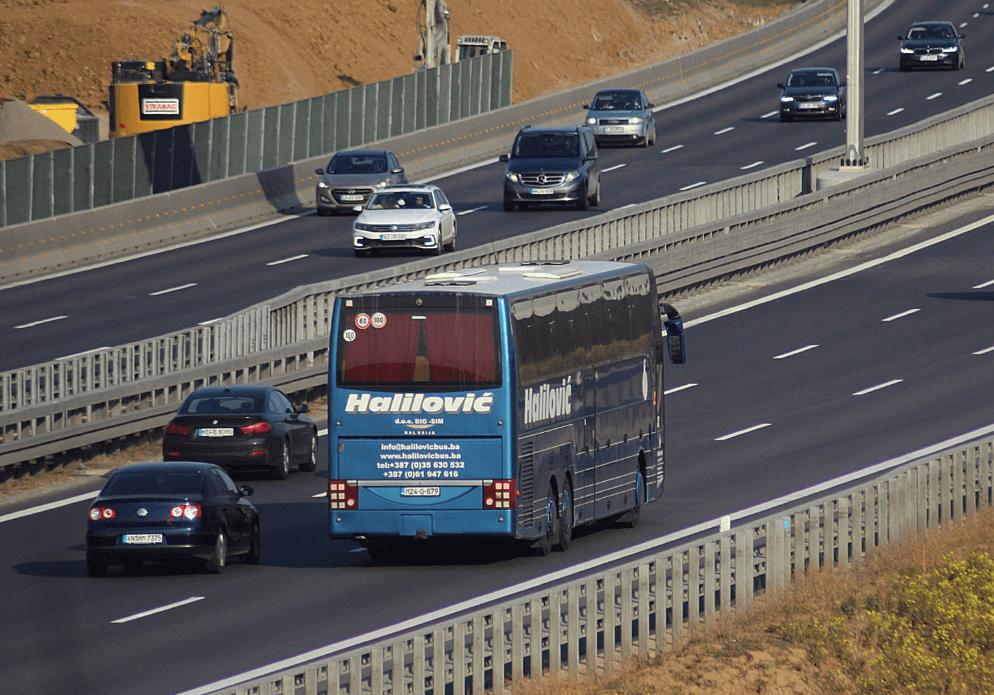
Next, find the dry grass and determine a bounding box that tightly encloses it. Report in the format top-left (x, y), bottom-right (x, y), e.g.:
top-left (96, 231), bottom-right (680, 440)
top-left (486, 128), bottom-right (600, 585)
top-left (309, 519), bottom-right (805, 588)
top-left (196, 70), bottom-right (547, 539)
top-left (512, 507), bottom-right (994, 695)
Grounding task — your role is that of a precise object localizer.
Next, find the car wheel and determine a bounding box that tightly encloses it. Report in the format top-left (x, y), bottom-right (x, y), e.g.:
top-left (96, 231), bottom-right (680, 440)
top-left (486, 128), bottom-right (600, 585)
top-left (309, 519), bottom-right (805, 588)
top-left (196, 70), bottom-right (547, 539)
top-left (444, 222), bottom-right (457, 252)
top-left (354, 249), bottom-right (370, 258)
top-left (834, 109), bottom-right (842, 121)
top-left (617, 466), bottom-right (646, 529)
top-left (503, 198), bottom-right (516, 212)
top-left (534, 485), bottom-right (556, 556)
top-left (576, 186), bottom-right (589, 211)
top-left (557, 480), bottom-right (574, 552)
top-left (271, 440), bottom-right (290, 480)
top-left (780, 113), bottom-right (792, 123)
top-left (899, 64), bottom-right (909, 72)
top-left (244, 523), bottom-right (261, 564)
top-left (299, 432), bottom-right (317, 472)
top-left (589, 181), bottom-right (601, 208)
top-left (86, 551), bottom-right (108, 578)
top-left (430, 239), bottom-right (442, 256)
top-left (204, 530), bottom-right (227, 574)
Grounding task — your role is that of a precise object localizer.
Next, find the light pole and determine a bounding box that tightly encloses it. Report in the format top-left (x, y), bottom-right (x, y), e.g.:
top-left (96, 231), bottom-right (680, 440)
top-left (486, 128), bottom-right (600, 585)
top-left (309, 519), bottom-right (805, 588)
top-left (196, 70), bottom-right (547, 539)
top-left (842, 0), bottom-right (867, 168)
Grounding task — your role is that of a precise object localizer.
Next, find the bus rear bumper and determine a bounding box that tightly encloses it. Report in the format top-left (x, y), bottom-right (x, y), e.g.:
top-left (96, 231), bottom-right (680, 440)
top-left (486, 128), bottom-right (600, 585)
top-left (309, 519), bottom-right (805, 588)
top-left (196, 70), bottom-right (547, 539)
top-left (331, 510), bottom-right (515, 539)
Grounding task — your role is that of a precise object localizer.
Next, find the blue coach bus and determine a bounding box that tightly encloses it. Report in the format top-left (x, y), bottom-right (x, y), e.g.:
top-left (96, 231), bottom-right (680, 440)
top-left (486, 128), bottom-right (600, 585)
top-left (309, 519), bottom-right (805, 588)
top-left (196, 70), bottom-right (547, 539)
top-left (327, 260), bottom-right (686, 559)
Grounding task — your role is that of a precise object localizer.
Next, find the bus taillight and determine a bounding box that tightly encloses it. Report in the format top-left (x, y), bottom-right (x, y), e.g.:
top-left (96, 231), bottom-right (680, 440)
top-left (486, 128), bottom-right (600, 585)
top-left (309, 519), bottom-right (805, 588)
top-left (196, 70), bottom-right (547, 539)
top-left (328, 480), bottom-right (358, 510)
top-left (483, 480), bottom-right (517, 509)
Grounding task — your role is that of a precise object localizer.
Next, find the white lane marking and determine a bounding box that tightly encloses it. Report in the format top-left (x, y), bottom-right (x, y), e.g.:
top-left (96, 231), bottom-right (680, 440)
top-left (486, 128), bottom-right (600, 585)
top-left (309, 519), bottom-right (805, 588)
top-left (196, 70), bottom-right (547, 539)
top-left (602, 164), bottom-right (627, 173)
top-left (887, 107), bottom-right (905, 116)
top-left (0, 490), bottom-right (99, 524)
top-left (716, 423), bottom-right (772, 441)
top-left (714, 127), bottom-right (735, 136)
top-left (972, 279), bottom-right (994, 289)
top-left (267, 255), bottom-right (308, 266)
top-left (686, 211), bottom-right (994, 329)
top-left (57, 347), bottom-right (112, 360)
top-left (974, 345), bottom-right (994, 355)
top-left (112, 596), bottom-right (205, 624)
top-left (661, 145), bottom-right (683, 154)
top-left (926, 92), bottom-right (943, 101)
top-left (853, 379), bottom-right (903, 396)
top-left (14, 315), bottom-right (68, 329)
top-left (873, 68), bottom-right (886, 75)
top-left (882, 308), bottom-right (920, 322)
top-left (740, 161), bottom-right (764, 170)
top-left (680, 181), bottom-right (707, 191)
top-left (987, 66), bottom-right (994, 74)
top-left (150, 283), bottom-right (197, 296)
top-left (795, 142), bottom-right (818, 151)
top-left (774, 344), bottom-right (818, 360)
top-left (457, 205), bottom-right (488, 216)
top-left (760, 111), bottom-right (778, 119)
top-left (959, 78), bottom-right (973, 86)
top-left (664, 383), bottom-right (698, 395)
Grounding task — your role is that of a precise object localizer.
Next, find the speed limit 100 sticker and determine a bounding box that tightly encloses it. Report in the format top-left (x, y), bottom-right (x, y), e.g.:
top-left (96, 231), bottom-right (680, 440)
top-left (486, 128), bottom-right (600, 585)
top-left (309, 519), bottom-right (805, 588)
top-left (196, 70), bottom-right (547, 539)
top-left (355, 313), bottom-right (371, 329)
top-left (343, 329), bottom-right (357, 342)
top-left (371, 312), bottom-right (387, 328)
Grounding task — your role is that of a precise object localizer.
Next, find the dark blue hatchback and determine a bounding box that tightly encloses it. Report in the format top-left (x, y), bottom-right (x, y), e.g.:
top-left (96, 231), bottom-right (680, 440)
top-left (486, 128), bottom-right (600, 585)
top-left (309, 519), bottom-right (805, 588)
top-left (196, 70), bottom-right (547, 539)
top-left (85, 461), bottom-right (259, 576)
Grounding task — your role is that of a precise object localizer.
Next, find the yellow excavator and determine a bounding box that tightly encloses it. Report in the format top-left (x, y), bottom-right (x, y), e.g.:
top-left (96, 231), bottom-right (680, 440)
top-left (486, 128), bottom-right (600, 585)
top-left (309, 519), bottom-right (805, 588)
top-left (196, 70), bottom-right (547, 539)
top-left (109, 6), bottom-right (240, 138)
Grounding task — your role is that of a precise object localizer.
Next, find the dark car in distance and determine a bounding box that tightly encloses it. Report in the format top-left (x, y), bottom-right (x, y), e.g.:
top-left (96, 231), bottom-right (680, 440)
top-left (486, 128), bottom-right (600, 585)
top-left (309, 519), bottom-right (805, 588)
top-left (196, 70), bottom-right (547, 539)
top-left (898, 21), bottom-right (965, 71)
top-left (85, 461), bottom-right (259, 576)
top-left (778, 67), bottom-right (846, 122)
top-left (162, 385), bottom-right (318, 479)
top-left (314, 149), bottom-right (407, 215)
top-left (500, 126), bottom-right (601, 211)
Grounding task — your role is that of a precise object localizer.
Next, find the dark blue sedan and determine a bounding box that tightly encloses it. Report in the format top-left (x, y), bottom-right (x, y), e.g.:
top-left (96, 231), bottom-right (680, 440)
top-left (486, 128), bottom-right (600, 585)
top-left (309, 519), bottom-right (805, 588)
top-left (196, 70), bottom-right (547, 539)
top-left (85, 461), bottom-right (259, 576)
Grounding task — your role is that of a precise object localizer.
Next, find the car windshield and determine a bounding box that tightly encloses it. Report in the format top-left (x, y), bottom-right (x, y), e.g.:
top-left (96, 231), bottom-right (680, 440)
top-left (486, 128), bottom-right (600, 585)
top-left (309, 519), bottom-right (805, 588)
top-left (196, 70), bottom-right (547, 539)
top-left (327, 154), bottom-right (388, 175)
top-left (590, 91), bottom-right (640, 110)
top-left (180, 394), bottom-right (261, 414)
top-left (513, 133), bottom-right (579, 158)
top-left (367, 192), bottom-right (434, 210)
top-left (909, 25), bottom-right (953, 40)
top-left (103, 469), bottom-right (204, 496)
top-left (787, 71), bottom-right (836, 88)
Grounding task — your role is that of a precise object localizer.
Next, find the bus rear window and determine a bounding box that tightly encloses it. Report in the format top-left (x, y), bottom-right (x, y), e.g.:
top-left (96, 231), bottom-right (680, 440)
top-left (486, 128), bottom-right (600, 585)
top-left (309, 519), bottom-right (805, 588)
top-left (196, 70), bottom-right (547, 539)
top-left (337, 308), bottom-right (500, 389)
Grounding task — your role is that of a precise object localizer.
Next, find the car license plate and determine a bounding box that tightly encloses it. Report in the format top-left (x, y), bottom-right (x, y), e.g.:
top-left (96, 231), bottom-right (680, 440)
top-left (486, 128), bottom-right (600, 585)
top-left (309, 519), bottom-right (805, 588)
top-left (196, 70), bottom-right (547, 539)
top-left (799, 102), bottom-right (821, 109)
top-left (123, 534), bottom-right (163, 545)
top-left (921, 55), bottom-right (938, 61)
top-left (529, 188), bottom-right (555, 195)
top-left (198, 427), bottom-right (233, 437)
top-left (381, 233), bottom-right (407, 241)
top-left (402, 487), bottom-right (440, 497)
top-left (340, 194), bottom-right (364, 201)
top-left (604, 126), bottom-right (623, 133)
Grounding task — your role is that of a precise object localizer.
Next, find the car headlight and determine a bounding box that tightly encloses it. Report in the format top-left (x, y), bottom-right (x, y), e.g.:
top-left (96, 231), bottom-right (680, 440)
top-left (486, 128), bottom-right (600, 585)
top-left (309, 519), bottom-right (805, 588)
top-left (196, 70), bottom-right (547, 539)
top-left (373, 180), bottom-right (390, 189)
top-left (354, 222), bottom-right (375, 232)
top-left (317, 181), bottom-right (329, 189)
top-left (941, 46), bottom-right (959, 53)
top-left (823, 94), bottom-right (838, 102)
top-left (585, 117), bottom-right (596, 125)
top-left (506, 171), bottom-right (520, 183)
top-left (412, 221), bottom-right (437, 231)
top-left (564, 169), bottom-right (582, 183)
top-left (629, 116), bottom-right (644, 124)
top-left (780, 96), bottom-right (795, 103)
top-left (900, 47), bottom-right (914, 54)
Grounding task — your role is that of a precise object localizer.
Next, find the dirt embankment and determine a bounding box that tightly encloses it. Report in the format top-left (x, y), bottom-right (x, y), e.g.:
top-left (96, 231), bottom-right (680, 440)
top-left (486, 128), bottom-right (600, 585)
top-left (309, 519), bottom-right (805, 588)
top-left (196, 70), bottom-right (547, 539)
top-left (0, 0), bottom-right (790, 159)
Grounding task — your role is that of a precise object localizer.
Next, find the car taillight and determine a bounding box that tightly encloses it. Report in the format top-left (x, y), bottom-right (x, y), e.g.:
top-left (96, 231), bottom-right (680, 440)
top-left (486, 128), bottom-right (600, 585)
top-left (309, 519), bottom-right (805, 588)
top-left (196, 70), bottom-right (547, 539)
top-left (483, 480), bottom-right (517, 509)
top-left (328, 480), bottom-right (358, 510)
top-left (241, 421), bottom-right (272, 434)
top-left (169, 504), bottom-right (201, 520)
top-left (89, 506), bottom-right (115, 520)
top-left (165, 423), bottom-right (191, 435)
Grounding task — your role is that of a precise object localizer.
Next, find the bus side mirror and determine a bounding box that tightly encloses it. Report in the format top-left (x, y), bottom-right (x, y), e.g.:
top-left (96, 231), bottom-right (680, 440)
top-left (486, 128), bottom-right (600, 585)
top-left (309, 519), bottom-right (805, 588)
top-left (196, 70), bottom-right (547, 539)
top-left (660, 302), bottom-right (687, 365)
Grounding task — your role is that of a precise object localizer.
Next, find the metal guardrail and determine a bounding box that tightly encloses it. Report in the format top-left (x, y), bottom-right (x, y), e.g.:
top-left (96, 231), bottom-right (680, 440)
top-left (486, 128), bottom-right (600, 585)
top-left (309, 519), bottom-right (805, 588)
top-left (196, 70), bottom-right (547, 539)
top-left (179, 430), bottom-right (994, 695)
top-left (4, 87), bottom-right (994, 472)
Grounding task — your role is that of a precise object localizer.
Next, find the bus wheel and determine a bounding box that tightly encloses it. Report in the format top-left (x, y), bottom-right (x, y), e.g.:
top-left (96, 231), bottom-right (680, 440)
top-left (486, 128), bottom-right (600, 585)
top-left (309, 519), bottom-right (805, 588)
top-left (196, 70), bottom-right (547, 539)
top-left (618, 467), bottom-right (645, 529)
top-left (556, 481), bottom-right (573, 552)
top-left (534, 486), bottom-right (557, 556)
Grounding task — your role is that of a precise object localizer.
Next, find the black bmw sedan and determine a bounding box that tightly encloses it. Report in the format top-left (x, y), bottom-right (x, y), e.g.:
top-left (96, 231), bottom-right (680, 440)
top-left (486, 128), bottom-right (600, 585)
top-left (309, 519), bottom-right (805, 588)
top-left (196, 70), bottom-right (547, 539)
top-left (162, 385), bottom-right (318, 479)
top-left (777, 67), bottom-right (846, 122)
top-left (898, 21), bottom-right (965, 71)
top-left (85, 461), bottom-right (259, 576)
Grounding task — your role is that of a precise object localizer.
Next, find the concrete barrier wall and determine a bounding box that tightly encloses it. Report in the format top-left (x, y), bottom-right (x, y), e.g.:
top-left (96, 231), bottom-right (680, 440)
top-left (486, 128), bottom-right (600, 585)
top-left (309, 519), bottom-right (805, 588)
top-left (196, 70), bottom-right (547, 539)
top-left (184, 431), bottom-right (994, 695)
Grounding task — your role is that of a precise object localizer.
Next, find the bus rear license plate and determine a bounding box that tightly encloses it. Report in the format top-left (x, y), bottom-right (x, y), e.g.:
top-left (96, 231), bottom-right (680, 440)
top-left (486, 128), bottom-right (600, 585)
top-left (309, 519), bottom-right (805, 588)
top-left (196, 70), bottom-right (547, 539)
top-left (403, 487), bottom-right (440, 497)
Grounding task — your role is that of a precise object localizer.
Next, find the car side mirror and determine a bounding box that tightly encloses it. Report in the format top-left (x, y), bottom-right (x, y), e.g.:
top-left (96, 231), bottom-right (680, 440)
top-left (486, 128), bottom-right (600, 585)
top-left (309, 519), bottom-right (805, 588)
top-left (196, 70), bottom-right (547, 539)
top-left (499, 153), bottom-right (509, 162)
top-left (582, 104), bottom-right (590, 109)
top-left (647, 102), bottom-right (655, 109)
top-left (315, 168), bottom-right (324, 175)
top-left (959, 34), bottom-right (966, 39)
top-left (897, 35), bottom-right (904, 40)
top-left (439, 203), bottom-right (452, 211)
top-left (777, 83), bottom-right (785, 89)
top-left (392, 168), bottom-right (404, 174)
top-left (240, 485), bottom-right (255, 497)
top-left (296, 403), bottom-right (310, 414)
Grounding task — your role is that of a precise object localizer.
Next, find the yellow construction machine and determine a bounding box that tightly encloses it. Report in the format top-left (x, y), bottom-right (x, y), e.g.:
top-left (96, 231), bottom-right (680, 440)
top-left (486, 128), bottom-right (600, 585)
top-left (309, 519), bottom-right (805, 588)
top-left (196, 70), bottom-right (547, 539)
top-left (109, 6), bottom-right (240, 138)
